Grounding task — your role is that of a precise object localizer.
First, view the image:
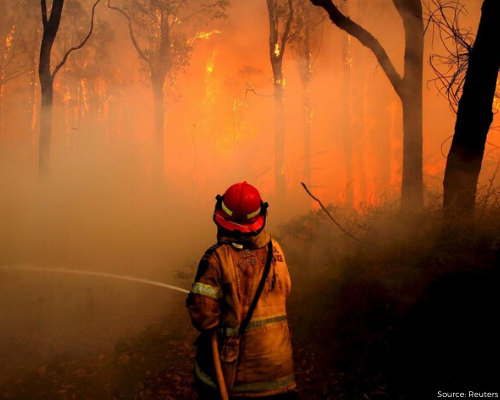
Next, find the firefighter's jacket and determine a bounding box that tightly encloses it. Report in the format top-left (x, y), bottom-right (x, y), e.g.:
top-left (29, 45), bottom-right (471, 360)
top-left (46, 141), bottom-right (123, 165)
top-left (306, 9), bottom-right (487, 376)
top-left (186, 230), bottom-right (296, 397)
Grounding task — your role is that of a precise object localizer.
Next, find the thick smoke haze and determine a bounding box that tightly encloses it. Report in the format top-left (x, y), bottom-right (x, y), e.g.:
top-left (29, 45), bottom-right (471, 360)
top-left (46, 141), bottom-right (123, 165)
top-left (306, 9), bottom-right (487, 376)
top-left (1, 0), bottom-right (493, 274)
top-left (0, 0), bottom-right (497, 394)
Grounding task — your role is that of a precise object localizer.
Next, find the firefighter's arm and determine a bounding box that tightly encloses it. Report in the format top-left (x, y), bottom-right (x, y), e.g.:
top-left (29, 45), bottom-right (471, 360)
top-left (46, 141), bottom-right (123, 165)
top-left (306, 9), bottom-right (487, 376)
top-left (186, 251), bottom-right (222, 331)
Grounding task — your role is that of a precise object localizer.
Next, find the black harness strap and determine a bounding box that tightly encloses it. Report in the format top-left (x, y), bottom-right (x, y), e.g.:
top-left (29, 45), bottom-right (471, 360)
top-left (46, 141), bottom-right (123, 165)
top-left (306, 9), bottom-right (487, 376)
top-left (239, 239), bottom-right (273, 335)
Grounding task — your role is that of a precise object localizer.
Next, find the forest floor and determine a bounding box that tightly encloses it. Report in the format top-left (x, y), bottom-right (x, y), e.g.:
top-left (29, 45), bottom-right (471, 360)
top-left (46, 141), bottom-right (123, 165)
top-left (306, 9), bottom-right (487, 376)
top-left (0, 294), bottom-right (364, 400)
top-left (1, 208), bottom-right (499, 399)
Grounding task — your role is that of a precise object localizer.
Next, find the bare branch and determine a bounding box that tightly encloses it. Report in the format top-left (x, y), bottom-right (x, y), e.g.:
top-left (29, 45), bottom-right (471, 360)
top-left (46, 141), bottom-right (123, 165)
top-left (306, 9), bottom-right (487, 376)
top-left (301, 182), bottom-right (361, 243)
top-left (310, 0), bottom-right (403, 96)
top-left (52, 0), bottom-right (102, 77)
top-left (107, 0), bottom-right (152, 67)
top-left (311, 17), bottom-right (326, 67)
top-left (244, 83), bottom-right (274, 99)
top-left (41, 0), bottom-right (48, 26)
top-left (0, 70), bottom-right (25, 86)
top-left (426, 0), bottom-right (474, 112)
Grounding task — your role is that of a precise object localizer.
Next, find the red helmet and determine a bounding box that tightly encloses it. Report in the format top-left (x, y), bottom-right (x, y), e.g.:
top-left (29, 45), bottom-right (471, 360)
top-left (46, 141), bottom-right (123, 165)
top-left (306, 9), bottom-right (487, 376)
top-left (214, 182), bottom-right (268, 234)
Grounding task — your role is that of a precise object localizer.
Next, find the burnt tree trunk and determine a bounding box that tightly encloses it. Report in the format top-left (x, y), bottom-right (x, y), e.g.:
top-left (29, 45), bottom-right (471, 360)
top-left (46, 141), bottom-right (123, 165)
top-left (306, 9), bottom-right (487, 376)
top-left (267, 0), bottom-right (293, 203)
top-left (39, 0), bottom-right (64, 174)
top-left (396, 0), bottom-right (424, 209)
top-left (310, 0), bottom-right (424, 208)
top-left (295, 0), bottom-right (313, 190)
top-left (151, 70), bottom-right (166, 180)
top-left (341, 29), bottom-right (353, 207)
top-left (29, 30), bottom-right (40, 138)
top-left (297, 31), bottom-right (312, 189)
top-left (38, 0), bottom-right (98, 174)
top-left (443, 0), bottom-right (500, 219)
top-left (272, 62), bottom-right (286, 199)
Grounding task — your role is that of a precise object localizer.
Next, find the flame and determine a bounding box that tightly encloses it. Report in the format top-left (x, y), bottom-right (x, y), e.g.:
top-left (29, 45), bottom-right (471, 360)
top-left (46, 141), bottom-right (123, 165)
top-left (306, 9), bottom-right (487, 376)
top-left (30, 78), bottom-right (38, 137)
top-left (389, 93), bottom-right (401, 190)
top-left (494, 76), bottom-right (500, 112)
top-left (195, 30), bottom-right (222, 40)
top-left (187, 30), bottom-right (222, 46)
top-left (63, 86), bottom-right (71, 105)
top-left (79, 78), bottom-right (89, 117)
top-left (273, 78), bottom-right (286, 87)
top-left (3, 24), bottom-right (15, 58)
top-left (96, 77), bottom-right (108, 121)
top-left (274, 42), bottom-right (280, 57)
top-left (206, 50), bottom-right (217, 74)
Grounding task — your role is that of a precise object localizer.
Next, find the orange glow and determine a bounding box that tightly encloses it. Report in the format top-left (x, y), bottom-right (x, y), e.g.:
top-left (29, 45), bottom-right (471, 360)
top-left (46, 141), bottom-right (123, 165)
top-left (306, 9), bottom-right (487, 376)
top-left (188, 30), bottom-right (223, 46)
top-left (206, 50), bottom-right (216, 74)
top-left (494, 76), bottom-right (500, 112)
top-left (274, 42), bottom-right (280, 57)
top-left (195, 30), bottom-right (222, 40)
top-left (80, 78), bottom-right (89, 118)
top-left (0, 0), bottom-right (486, 217)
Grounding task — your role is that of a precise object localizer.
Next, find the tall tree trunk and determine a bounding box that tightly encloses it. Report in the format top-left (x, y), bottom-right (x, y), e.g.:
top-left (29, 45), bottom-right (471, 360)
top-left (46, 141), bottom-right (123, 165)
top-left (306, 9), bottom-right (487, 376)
top-left (272, 63), bottom-right (286, 201)
top-left (267, 0), bottom-right (293, 204)
top-left (374, 88), bottom-right (392, 201)
top-left (151, 71), bottom-right (166, 181)
top-left (401, 92), bottom-right (423, 208)
top-left (397, 0), bottom-right (424, 209)
top-left (296, 1), bottom-right (313, 189)
top-left (29, 46), bottom-right (39, 139)
top-left (443, 0), bottom-right (500, 219)
top-left (342, 30), bottom-right (353, 207)
top-left (300, 46), bottom-right (312, 189)
top-left (38, 0), bottom-right (98, 174)
top-left (39, 0), bottom-right (64, 175)
top-left (310, 0), bottom-right (424, 208)
top-left (39, 76), bottom-right (54, 173)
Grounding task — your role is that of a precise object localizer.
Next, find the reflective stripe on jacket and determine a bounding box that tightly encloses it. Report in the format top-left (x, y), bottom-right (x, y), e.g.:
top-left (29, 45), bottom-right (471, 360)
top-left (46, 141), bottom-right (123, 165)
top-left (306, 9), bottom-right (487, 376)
top-left (186, 230), bottom-right (296, 397)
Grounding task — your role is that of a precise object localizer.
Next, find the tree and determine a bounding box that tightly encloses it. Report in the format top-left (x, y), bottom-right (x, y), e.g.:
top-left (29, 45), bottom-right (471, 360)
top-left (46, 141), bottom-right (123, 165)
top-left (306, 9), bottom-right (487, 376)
top-left (442, 0), bottom-right (500, 219)
top-left (108, 0), bottom-right (228, 182)
top-left (57, 2), bottom-right (115, 135)
top-left (38, 0), bottom-right (100, 174)
top-left (0, 1), bottom-right (32, 140)
top-left (267, 0), bottom-right (294, 203)
top-left (310, 0), bottom-right (424, 209)
top-left (289, 0), bottom-right (324, 191)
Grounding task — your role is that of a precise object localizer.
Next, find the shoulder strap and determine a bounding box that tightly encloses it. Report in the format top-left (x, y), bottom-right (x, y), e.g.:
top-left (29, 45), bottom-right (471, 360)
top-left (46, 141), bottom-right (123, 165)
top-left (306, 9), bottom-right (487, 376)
top-left (239, 239), bottom-right (273, 335)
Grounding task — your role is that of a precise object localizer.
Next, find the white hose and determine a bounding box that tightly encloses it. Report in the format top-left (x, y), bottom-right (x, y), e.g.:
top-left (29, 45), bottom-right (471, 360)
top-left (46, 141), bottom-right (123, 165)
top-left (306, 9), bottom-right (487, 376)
top-left (0, 265), bottom-right (190, 294)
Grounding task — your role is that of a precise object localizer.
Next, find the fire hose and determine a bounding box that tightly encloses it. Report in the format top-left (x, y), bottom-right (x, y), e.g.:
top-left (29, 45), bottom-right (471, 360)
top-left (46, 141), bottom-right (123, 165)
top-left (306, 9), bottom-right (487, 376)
top-left (208, 239), bottom-right (273, 400)
top-left (211, 329), bottom-right (229, 400)
top-left (2, 266), bottom-right (230, 398)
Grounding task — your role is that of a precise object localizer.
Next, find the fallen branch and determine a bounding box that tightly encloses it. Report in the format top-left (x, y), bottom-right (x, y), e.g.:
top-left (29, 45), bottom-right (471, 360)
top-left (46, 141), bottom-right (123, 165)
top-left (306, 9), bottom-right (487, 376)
top-left (301, 182), bottom-right (360, 243)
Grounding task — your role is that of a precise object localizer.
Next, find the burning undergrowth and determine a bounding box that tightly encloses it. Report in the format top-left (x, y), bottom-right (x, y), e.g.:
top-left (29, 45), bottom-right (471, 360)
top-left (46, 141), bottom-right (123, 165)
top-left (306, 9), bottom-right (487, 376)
top-left (1, 197), bottom-right (499, 399)
top-left (279, 197), bottom-right (500, 399)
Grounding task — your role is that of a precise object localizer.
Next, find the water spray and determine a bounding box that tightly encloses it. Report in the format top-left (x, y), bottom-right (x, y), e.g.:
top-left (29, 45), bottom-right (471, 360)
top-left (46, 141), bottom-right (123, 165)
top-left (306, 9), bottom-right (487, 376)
top-left (0, 265), bottom-right (189, 294)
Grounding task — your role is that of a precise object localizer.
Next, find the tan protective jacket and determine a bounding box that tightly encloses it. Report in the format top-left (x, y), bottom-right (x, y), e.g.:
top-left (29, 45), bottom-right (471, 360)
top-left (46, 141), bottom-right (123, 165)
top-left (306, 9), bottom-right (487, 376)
top-left (186, 230), bottom-right (296, 397)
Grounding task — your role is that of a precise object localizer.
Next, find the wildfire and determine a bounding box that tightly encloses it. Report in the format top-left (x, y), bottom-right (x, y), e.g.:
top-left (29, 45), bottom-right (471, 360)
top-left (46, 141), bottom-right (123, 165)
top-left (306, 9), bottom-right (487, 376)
top-left (79, 78), bottom-right (89, 117)
top-left (3, 24), bottom-right (15, 64)
top-left (187, 30), bottom-right (222, 46)
top-left (494, 76), bottom-right (500, 112)
top-left (206, 50), bottom-right (217, 73)
top-left (273, 78), bottom-right (287, 87)
top-left (345, 36), bottom-right (353, 68)
top-left (274, 42), bottom-right (280, 57)
top-left (195, 30), bottom-right (222, 40)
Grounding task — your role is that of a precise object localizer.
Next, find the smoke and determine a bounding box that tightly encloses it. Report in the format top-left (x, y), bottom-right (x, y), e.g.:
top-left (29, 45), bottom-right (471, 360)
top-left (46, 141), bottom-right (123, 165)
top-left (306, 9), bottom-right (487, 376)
top-left (0, 0), bottom-right (493, 393)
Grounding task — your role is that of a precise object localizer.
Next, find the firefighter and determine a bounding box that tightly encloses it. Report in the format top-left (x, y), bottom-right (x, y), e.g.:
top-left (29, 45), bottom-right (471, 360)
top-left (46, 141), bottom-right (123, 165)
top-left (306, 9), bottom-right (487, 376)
top-left (186, 181), bottom-right (297, 399)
